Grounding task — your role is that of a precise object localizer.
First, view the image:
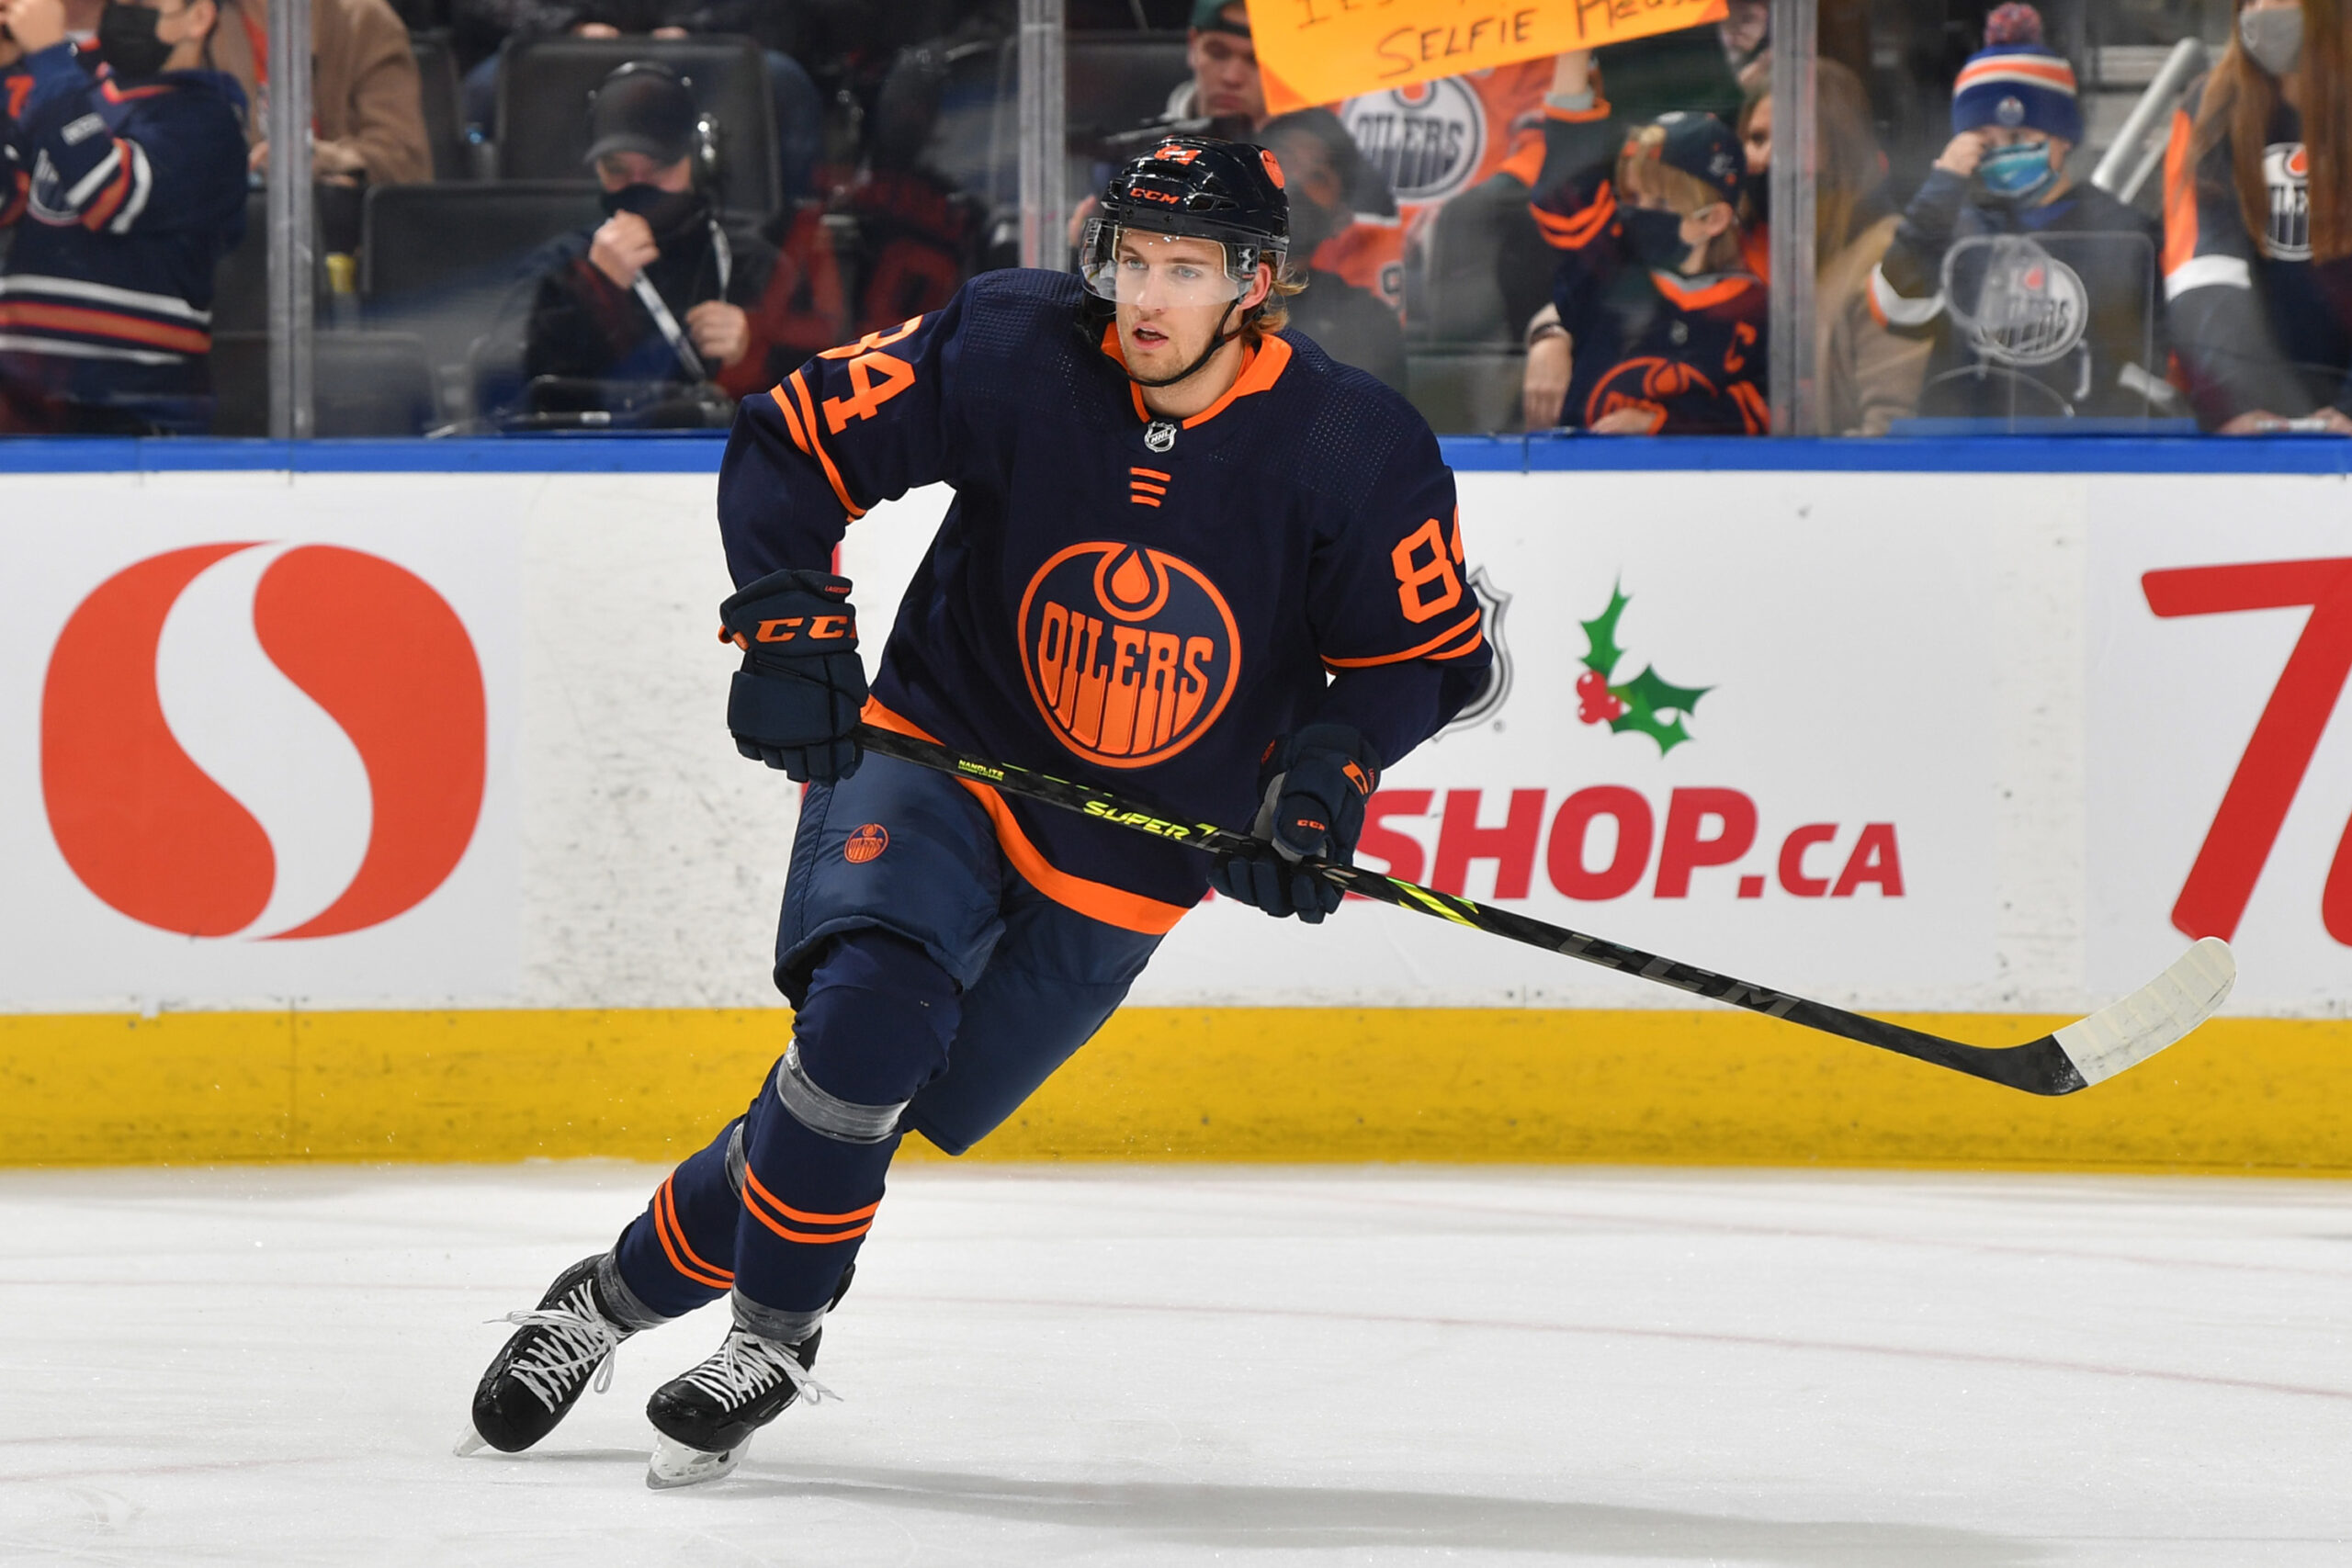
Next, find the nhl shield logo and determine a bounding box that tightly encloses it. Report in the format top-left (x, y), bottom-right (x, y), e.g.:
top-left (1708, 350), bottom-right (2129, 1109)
top-left (1017, 542), bottom-right (1241, 769)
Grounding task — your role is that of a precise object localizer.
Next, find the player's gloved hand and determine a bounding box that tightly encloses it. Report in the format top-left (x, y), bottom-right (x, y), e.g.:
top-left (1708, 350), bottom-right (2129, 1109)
top-left (718, 568), bottom-right (866, 783)
top-left (1207, 723), bottom-right (1380, 924)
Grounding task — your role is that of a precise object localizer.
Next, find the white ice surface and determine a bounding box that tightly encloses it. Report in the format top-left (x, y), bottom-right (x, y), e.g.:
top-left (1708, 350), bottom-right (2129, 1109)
top-left (2, 1164), bottom-right (2347, 1566)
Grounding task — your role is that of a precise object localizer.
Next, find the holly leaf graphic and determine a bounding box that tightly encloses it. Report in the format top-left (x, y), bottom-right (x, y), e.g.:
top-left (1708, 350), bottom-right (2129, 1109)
top-left (1579, 582), bottom-right (1630, 680)
top-left (1608, 665), bottom-right (1711, 755)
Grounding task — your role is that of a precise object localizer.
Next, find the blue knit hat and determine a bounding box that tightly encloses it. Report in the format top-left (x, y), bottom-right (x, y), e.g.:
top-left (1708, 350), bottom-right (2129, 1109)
top-left (1951, 4), bottom-right (2082, 144)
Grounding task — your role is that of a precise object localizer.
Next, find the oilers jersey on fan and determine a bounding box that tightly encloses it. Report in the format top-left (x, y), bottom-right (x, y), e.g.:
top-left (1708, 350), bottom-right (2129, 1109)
top-left (718, 266), bottom-right (1492, 933)
top-left (1527, 101), bottom-right (1770, 434)
top-left (0, 43), bottom-right (246, 423)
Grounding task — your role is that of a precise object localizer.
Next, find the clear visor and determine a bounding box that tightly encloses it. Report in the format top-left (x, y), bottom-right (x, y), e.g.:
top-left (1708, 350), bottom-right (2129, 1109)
top-left (1080, 225), bottom-right (1248, 307)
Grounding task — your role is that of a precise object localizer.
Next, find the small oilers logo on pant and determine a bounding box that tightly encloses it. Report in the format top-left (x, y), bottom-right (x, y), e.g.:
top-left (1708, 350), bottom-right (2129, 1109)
top-left (844, 823), bottom-right (889, 863)
top-left (1016, 542), bottom-right (1241, 770)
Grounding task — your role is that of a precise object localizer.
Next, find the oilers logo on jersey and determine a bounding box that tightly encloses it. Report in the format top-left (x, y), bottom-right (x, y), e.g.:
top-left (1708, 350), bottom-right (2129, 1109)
top-left (2263, 141), bottom-right (2312, 261)
top-left (1019, 542), bottom-right (1242, 770)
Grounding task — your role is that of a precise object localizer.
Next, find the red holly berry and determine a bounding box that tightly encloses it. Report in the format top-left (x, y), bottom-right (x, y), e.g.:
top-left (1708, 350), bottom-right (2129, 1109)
top-left (1575, 670), bottom-right (1626, 725)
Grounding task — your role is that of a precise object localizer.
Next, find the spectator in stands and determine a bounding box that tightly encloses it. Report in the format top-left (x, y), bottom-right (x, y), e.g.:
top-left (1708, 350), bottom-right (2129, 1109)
top-left (514, 60), bottom-right (777, 408)
top-left (0, 0), bottom-right (249, 433)
top-left (1870, 5), bottom-right (2165, 423)
top-left (453, 0), bottom-right (822, 202)
top-left (2165, 0), bottom-right (2352, 433)
top-left (1259, 109), bottom-right (1406, 390)
top-left (1740, 58), bottom-right (1929, 434)
top-left (208, 0), bottom-right (429, 185)
top-left (1521, 51), bottom-right (1768, 434)
top-left (1101, 0), bottom-right (1261, 152)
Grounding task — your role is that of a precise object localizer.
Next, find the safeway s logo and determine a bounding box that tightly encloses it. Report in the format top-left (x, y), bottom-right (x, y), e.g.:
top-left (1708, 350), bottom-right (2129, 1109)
top-left (40, 542), bottom-right (487, 940)
top-left (1017, 541), bottom-right (1239, 770)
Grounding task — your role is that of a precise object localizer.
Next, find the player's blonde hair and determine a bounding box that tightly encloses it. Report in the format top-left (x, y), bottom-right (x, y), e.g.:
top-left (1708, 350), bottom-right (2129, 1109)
top-left (1615, 124), bottom-right (1747, 275)
top-left (1246, 261), bottom-right (1309, 341)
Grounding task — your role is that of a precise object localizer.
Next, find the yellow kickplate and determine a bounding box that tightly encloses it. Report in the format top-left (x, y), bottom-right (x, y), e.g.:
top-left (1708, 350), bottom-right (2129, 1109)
top-left (0, 1007), bottom-right (2345, 1173)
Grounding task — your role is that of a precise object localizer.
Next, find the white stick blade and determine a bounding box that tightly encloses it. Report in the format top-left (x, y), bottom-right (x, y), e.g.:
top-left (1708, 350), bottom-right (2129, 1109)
top-left (2053, 936), bottom-right (2237, 1088)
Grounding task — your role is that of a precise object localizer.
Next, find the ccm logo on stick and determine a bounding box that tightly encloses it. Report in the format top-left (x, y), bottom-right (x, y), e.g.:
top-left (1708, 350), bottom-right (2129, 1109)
top-left (40, 542), bottom-right (487, 940)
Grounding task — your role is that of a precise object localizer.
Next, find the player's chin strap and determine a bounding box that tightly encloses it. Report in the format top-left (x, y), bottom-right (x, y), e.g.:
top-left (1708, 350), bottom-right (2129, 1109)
top-left (1120, 299), bottom-right (1248, 390)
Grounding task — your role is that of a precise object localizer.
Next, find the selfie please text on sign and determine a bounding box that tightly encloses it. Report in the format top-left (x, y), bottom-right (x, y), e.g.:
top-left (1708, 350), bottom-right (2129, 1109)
top-left (1250, 0), bottom-right (1730, 115)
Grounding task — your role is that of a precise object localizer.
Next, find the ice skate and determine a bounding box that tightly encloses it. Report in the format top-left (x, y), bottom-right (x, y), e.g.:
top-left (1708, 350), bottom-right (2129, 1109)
top-left (642, 1324), bottom-right (836, 1488)
top-left (458, 1255), bottom-right (641, 1456)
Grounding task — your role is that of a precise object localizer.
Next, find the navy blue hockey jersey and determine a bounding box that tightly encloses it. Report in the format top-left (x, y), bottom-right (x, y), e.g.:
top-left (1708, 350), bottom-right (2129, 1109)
top-left (1528, 100), bottom-right (1770, 434)
top-left (0, 46), bottom-right (247, 379)
top-left (718, 269), bottom-right (1492, 931)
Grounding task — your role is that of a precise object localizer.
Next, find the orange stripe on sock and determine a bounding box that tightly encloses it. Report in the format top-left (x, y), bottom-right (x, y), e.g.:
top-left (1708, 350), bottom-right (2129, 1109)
top-left (769, 383), bottom-right (812, 454)
top-left (657, 1177), bottom-right (734, 1288)
top-left (741, 1176), bottom-right (877, 1245)
top-left (743, 1165), bottom-right (883, 1227)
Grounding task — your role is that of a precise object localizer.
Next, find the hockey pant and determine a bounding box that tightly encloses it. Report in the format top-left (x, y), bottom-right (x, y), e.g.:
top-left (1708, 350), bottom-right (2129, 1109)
top-left (609, 750), bottom-right (1164, 1337)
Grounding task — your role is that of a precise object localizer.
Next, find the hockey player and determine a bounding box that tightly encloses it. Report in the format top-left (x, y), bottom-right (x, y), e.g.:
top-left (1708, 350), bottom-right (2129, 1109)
top-left (0, 0), bottom-right (248, 434)
top-left (461, 136), bottom-right (1491, 1488)
top-left (1523, 50), bottom-right (1769, 435)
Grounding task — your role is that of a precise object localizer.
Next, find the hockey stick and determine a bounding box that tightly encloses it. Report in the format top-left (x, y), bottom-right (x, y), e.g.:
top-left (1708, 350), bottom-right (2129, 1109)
top-left (853, 724), bottom-right (2235, 1097)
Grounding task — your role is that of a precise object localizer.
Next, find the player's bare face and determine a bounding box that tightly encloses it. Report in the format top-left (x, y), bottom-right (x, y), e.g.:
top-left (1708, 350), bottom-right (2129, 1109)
top-left (1113, 233), bottom-right (1244, 374)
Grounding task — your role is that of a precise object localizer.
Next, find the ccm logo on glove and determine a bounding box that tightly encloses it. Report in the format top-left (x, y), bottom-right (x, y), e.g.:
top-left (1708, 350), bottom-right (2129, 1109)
top-left (719, 568), bottom-right (869, 784)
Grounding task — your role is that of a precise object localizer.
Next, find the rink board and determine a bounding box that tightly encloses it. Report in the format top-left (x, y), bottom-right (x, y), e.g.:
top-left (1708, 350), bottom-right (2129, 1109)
top-left (3, 447), bottom-right (2350, 1170)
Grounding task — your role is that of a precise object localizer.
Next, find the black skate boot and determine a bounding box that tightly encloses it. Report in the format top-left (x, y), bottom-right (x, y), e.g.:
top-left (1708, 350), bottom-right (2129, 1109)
top-left (642, 1266), bottom-right (853, 1488)
top-left (458, 1255), bottom-right (647, 1456)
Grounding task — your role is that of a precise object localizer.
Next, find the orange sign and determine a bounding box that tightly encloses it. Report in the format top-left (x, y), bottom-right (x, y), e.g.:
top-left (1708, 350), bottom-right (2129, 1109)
top-left (1249, 0), bottom-right (1730, 115)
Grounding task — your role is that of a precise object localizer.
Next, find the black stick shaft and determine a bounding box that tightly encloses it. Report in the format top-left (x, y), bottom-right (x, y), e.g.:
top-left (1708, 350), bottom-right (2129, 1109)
top-left (853, 725), bottom-right (2086, 1095)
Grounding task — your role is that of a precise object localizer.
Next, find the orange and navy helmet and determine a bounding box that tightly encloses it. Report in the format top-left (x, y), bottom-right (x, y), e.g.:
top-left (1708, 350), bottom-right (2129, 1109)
top-left (1083, 135), bottom-right (1289, 296)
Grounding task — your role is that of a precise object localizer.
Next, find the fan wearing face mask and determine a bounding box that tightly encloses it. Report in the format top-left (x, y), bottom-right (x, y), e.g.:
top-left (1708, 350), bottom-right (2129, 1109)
top-left (515, 60), bottom-right (781, 415)
top-left (1867, 4), bottom-right (2164, 424)
top-left (1521, 48), bottom-right (1769, 435)
top-left (0, 0), bottom-right (248, 433)
top-left (2164, 0), bottom-right (2352, 433)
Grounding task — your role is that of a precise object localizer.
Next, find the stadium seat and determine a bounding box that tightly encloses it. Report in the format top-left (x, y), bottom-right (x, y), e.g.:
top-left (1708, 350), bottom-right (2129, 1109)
top-left (1065, 33), bottom-right (1189, 152)
top-left (412, 32), bottom-right (472, 183)
top-left (210, 191), bottom-right (271, 335)
top-left (492, 36), bottom-right (778, 217)
top-left (315, 331), bottom-right (439, 434)
top-left (1406, 347), bottom-right (1526, 435)
top-left (360, 181), bottom-right (606, 423)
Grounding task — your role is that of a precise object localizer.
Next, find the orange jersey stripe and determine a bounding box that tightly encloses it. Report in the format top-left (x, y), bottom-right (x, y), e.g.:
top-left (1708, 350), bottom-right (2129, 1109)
top-left (1129, 466), bottom-right (1171, 480)
top-left (1649, 271), bottom-right (1755, 311)
top-left (861, 699), bottom-right (1192, 935)
top-left (1428, 629), bottom-right (1486, 661)
top-left (2162, 107), bottom-right (2197, 277)
top-left (1542, 96), bottom-right (1612, 123)
top-left (769, 383), bottom-right (812, 455)
top-left (1130, 496), bottom-right (1162, 507)
top-left (1130, 480), bottom-right (1167, 494)
top-left (655, 1179), bottom-right (733, 1289)
top-left (788, 368), bottom-right (867, 521)
top-left (1322, 607), bottom-right (1485, 670)
top-left (80, 143), bottom-right (133, 231)
top-left (0, 301), bottom-right (208, 354)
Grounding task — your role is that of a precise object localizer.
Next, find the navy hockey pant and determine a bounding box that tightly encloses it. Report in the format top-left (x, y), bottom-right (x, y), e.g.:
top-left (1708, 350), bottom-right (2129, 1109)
top-left (610, 750), bottom-right (1164, 1336)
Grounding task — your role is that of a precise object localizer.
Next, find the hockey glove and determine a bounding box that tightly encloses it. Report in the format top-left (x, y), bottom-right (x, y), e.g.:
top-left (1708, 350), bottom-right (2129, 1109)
top-left (718, 568), bottom-right (867, 783)
top-left (1207, 724), bottom-right (1381, 924)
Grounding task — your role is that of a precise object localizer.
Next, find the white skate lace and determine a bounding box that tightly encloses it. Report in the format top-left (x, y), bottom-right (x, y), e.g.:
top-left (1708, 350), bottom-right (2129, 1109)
top-left (681, 1329), bottom-right (839, 1411)
top-left (491, 1285), bottom-right (630, 1412)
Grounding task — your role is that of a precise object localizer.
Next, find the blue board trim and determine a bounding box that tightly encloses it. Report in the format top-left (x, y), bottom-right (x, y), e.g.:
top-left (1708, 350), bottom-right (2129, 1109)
top-left (0, 432), bottom-right (2347, 476)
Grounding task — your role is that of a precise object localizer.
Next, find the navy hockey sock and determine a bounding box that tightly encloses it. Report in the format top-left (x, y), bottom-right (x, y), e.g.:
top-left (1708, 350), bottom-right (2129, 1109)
top-left (729, 931), bottom-right (960, 1332)
top-left (613, 1116), bottom-right (746, 1320)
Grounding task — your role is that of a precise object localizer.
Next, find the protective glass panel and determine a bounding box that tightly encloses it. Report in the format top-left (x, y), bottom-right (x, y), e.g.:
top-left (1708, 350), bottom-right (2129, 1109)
top-left (1895, 230), bottom-right (2165, 433)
